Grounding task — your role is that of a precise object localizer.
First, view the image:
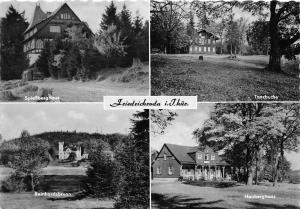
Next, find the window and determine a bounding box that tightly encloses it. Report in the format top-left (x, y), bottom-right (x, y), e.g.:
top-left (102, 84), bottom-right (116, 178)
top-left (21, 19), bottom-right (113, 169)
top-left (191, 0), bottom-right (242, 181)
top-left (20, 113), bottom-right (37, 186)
top-left (213, 47), bottom-right (215, 53)
top-left (205, 154), bottom-right (209, 160)
top-left (172, 156), bottom-right (175, 160)
top-left (36, 39), bottom-right (43, 49)
top-left (164, 154), bottom-right (167, 160)
top-left (211, 155), bottom-right (215, 160)
top-left (204, 47), bottom-right (206, 52)
top-left (208, 39), bottom-right (211, 44)
top-left (61, 13), bottom-right (71, 19)
top-left (208, 47), bottom-right (210, 52)
top-left (157, 167), bottom-right (161, 174)
top-left (197, 153), bottom-right (202, 160)
top-left (31, 39), bottom-right (35, 49)
top-left (50, 26), bottom-right (61, 33)
top-left (168, 167), bottom-right (174, 175)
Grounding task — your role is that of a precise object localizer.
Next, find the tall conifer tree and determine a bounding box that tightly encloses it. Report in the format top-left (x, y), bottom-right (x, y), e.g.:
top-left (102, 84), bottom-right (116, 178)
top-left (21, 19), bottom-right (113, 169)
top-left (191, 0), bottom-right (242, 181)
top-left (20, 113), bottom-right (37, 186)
top-left (114, 110), bottom-right (149, 209)
top-left (0, 5), bottom-right (28, 80)
top-left (100, 1), bottom-right (119, 31)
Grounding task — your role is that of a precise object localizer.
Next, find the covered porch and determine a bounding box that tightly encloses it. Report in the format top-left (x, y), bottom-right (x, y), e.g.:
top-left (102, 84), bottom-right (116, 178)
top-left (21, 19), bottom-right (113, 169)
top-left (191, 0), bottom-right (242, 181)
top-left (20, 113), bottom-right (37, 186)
top-left (181, 164), bottom-right (232, 181)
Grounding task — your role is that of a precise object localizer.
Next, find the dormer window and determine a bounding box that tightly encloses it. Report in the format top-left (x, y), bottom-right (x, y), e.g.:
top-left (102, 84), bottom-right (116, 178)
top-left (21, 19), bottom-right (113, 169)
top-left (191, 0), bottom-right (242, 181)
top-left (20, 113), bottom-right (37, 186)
top-left (197, 153), bottom-right (202, 160)
top-left (164, 154), bottom-right (167, 160)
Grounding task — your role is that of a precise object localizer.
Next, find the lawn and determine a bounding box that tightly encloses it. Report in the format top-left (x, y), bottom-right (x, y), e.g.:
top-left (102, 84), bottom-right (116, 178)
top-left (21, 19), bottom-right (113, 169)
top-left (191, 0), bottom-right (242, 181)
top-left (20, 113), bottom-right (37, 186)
top-left (151, 180), bottom-right (300, 209)
top-left (151, 54), bottom-right (299, 101)
top-left (0, 193), bottom-right (114, 209)
top-left (0, 165), bottom-right (115, 209)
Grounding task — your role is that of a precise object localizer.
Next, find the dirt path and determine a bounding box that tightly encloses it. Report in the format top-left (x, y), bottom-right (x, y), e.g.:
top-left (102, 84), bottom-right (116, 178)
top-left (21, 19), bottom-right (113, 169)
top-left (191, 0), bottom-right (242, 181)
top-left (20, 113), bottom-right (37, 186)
top-left (30, 79), bottom-right (148, 102)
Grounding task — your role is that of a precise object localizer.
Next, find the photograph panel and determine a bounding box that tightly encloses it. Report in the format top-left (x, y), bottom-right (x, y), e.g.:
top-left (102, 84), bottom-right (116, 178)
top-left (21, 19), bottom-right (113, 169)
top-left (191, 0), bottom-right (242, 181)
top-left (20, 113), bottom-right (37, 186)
top-left (151, 103), bottom-right (300, 208)
top-left (0, 104), bottom-right (149, 209)
top-left (0, 0), bottom-right (149, 102)
top-left (151, 1), bottom-right (299, 101)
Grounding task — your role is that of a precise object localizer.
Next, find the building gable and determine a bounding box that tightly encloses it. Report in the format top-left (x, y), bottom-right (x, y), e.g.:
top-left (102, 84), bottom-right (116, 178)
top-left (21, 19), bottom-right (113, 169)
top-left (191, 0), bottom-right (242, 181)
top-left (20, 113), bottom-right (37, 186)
top-left (50, 3), bottom-right (82, 23)
top-left (24, 3), bottom-right (93, 42)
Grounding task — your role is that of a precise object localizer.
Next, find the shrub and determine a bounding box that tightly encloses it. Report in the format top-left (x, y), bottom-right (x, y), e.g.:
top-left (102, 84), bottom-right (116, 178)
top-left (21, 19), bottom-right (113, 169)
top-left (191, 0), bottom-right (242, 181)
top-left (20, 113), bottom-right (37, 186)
top-left (37, 87), bottom-right (53, 97)
top-left (1, 171), bottom-right (26, 192)
top-left (82, 49), bottom-right (106, 79)
top-left (0, 90), bottom-right (17, 101)
top-left (15, 85), bottom-right (38, 94)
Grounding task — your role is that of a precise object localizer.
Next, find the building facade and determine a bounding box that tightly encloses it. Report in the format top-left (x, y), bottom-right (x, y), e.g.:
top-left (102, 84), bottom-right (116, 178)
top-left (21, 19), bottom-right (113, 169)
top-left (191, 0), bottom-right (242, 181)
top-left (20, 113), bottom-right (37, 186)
top-left (23, 3), bottom-right (93, 66)
top-left (152, 143), bottom-right (231, 180)
top-left (58, 141), bottom-right (88, 161)
top-left (189, 29), bottom-right (218, 54)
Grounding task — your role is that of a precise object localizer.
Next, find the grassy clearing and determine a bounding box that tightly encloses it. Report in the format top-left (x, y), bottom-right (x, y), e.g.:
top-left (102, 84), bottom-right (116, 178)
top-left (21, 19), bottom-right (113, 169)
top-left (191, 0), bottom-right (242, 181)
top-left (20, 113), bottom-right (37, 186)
top-left (0, 193), bottom-right (114, 209)
top-left (151, 54), bottom-right (299, 101)
top-left (151, 181), bottom-right (300, 209)
top-left (0, 166), bottom-right (114, 209)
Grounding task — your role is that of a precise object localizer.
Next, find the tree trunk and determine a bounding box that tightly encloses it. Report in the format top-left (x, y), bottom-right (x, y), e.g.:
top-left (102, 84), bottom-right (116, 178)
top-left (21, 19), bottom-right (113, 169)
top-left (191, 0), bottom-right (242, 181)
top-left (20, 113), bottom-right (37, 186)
top-left (31, 173), bottom-right (35, 191)
top-left (230, 43), bottom-right (233, 56)
top-left (247, 166), bottom-right (254, 186)
top-left (273, 154), bottom-right (280, 186)
top-left (268, 1), bottom-right (282, 73)
top-left (132, 57), bottom-right (142, 67)
top-left (220, 38), bottom-right (223, 54)
top-left (255, 151), bottom-right (259, 185)
top-left (166, 35), bottom-right (171, 54)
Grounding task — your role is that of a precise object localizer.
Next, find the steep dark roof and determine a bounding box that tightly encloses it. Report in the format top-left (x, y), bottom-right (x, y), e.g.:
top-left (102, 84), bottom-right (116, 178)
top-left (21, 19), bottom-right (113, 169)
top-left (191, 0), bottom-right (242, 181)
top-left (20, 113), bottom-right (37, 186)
top-left (197, 29), bottom-right (219, 40)
top-left (164, 143), bottom-right (228, 166)
top-left (165, 143), bottom-right (198, 164)
top-left (24, 3), bottom-right (93, 35)
top-left (25, 5), bottom-right (47, 33)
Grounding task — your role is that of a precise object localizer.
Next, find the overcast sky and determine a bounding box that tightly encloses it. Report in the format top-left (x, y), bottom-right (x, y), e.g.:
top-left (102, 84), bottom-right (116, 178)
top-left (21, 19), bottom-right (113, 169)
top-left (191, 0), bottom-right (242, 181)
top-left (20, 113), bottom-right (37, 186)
top-left (151, 104), bottom-right (300, 171)
top-left (0, 104), bottom-right (136, 140)
top-left (0, 0), bottom-right (149, 33)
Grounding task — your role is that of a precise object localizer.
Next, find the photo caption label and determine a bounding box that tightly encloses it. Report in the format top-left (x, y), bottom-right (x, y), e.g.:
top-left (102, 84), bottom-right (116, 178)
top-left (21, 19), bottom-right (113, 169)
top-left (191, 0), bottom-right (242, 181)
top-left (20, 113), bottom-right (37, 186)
top-left (104, 96), bottom-right (198, 110)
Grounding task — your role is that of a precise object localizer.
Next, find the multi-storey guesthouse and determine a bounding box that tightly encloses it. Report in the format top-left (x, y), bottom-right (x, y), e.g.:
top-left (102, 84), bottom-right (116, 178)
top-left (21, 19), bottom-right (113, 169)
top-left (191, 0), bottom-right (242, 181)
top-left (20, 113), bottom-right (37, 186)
top-left (23, 3), bottom-right (93, 66)
top-left (189, 29), bottom-right (218, 54)
top-left (152, 143), bottom-right (232, 180)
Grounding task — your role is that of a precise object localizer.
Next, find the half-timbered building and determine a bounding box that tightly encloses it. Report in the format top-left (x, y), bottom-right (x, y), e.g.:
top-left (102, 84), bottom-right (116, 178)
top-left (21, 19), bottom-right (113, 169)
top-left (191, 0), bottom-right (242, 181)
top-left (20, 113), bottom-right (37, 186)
top-left (189, 29), bottom-right (218, 54)
top-left (23, 3), bottom-right (93, 66)
top-left (152, 143), bottom-right (232, 181)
